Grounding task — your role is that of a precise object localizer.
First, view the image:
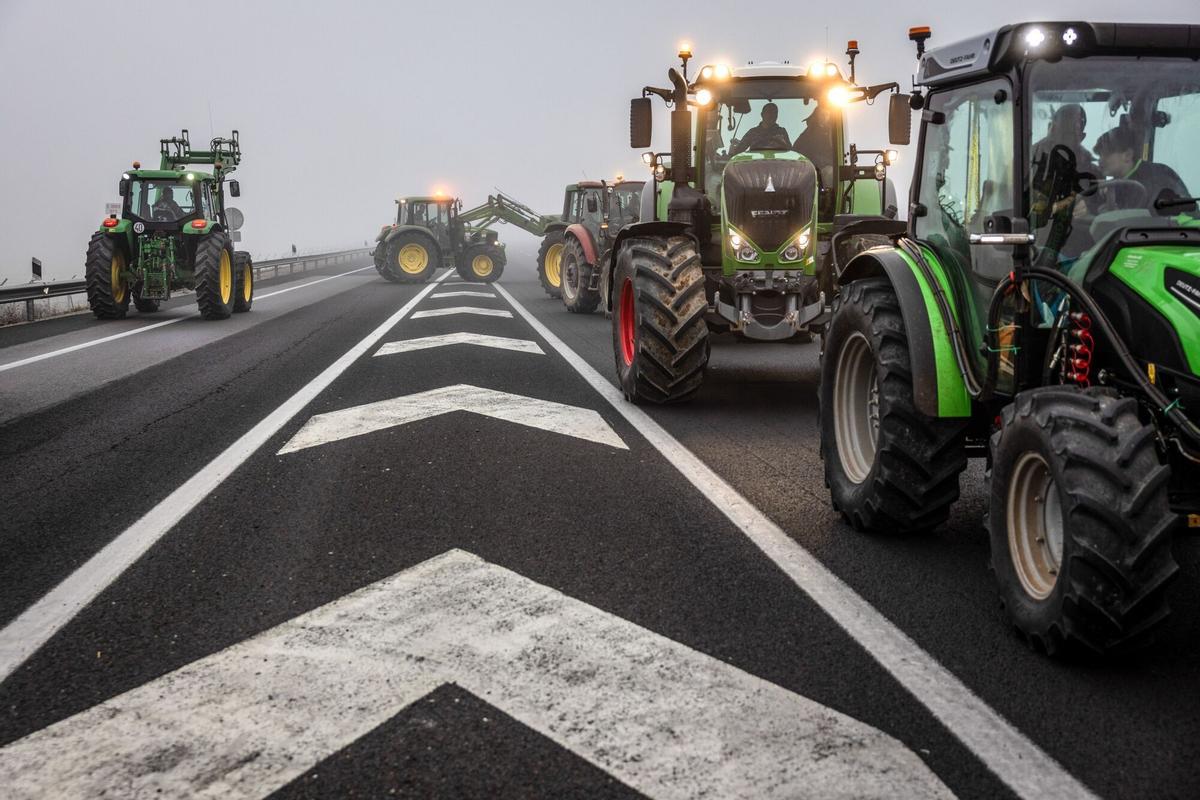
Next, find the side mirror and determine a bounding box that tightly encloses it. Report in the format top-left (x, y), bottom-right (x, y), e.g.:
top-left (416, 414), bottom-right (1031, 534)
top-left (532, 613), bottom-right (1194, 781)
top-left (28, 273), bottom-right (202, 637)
top-left (586, 195), bottom-right (599, 213)
top-left (118, 179), bottom-right (129, 197)
top-left (630, 98), bottom-right (652, 149)
top-left (889, 94), bottom-right (912, 146)
top-left (229, 180), bottom-right (241, 198)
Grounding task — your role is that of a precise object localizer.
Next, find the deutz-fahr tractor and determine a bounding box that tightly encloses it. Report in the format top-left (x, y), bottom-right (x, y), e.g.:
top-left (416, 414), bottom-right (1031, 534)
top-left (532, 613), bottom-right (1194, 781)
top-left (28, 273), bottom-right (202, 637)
top-left (607, 43), bottom-right (906, 403)
top-left (820, 22), bottom-right (1200, 656)
top-left (87, 129), bottom-right (251, 320)
top-left (538, 181), bottom-right (642, 300)
top-left (546, 179), bottom-right (644, 312)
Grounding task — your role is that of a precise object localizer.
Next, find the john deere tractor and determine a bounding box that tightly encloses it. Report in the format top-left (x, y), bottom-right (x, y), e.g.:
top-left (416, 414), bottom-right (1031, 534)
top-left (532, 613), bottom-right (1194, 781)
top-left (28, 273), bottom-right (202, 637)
top-left (820, 22), bottom-right (1200, 656)
top-left (607, 43), bottom-right (905, 403)
top-left (87, 129), bottom-right (251, 320)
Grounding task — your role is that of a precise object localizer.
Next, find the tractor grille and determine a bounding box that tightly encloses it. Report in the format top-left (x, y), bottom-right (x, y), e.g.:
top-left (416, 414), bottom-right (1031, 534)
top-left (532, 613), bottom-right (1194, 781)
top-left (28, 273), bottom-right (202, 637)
top-left (724, 159), bottom-right (816, 253)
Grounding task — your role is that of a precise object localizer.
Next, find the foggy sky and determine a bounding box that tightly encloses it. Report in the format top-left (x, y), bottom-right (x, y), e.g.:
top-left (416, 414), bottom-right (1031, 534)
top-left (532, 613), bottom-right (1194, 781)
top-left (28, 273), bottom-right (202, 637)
top-left (1, 0), bottom-right (1195, 283)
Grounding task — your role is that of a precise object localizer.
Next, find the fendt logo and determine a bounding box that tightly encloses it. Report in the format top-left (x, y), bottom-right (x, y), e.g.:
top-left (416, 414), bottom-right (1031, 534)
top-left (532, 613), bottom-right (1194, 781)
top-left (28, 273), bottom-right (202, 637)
top-left (750, 209), bottom-right (789, 218)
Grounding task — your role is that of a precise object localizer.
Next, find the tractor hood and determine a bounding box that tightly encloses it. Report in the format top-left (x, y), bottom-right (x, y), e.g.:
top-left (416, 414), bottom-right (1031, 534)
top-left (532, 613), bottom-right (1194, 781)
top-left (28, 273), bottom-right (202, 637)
top-left (721, 152), bottom-right (817, 254)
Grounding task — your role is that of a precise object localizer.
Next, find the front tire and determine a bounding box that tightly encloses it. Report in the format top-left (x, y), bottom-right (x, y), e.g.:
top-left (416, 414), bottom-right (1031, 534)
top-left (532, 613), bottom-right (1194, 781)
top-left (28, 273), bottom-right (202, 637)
top-left (385, 232), bottom-right (439, 283)
top-left (457, 245), bottom-right (505, 283)
top-left (537, 231), bottom-right (564, 298)
top-left (194, 230), bottom-right (236, 320)
top-left (611, 235), bottom-right (708, 404)
top-left (561, 236), bottom-right (600, 314)
top-left (988, 387), bottom-right (1178, 656)
top-left (819, 277), bottom-right (967, 531)
top-left (85, 232), bottom-right (131, 320)
top-left (233, 251), bottom-right (254, 312)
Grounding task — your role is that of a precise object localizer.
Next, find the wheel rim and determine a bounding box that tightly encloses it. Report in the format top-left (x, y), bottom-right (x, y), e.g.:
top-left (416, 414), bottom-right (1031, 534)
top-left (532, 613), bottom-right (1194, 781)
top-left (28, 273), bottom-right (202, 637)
top-left (562, 252), bottom-right (579, 299)
top-left (545, 243), bottom-right (563, 287)
top-left (242, 263), bottom-right (253, 301)
top-left (1006, 451), bottom-right (1065, 600)
top-left (110, 250), bottom-right (127, 304)
top-left (397, 243), bottom-right (429, 274)
top-left (472, 254), bottom-right (494, 278)
top-left (619, 278), bottom-right (636, 366)
top-left (219, 250), bottom-right (232, 304)
top-left (833, 331), bottom-right (880, 484)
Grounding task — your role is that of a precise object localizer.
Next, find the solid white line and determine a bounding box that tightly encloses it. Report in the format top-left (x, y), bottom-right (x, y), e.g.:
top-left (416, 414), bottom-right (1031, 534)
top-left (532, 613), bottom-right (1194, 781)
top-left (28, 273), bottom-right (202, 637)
top-left (0, 271), bottom-right (452, 685)
top-left (410, 306), bottom-right (512, 320)
top-left (0, 550), bottom-right (951, 800)
top-left (0, 265), bottom-right (375, 374)
top-left (492, 282), bottom-right (1097, 800)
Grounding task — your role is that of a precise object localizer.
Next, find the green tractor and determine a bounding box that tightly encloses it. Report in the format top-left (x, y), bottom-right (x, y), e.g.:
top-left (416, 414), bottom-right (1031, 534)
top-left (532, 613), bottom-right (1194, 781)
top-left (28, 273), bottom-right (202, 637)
top-left (820, 22), bottom-right (1200, 656)
top-left (87, 129), bottom-right (251, 320)
top-left (607, 43), bottom-right (905, 402)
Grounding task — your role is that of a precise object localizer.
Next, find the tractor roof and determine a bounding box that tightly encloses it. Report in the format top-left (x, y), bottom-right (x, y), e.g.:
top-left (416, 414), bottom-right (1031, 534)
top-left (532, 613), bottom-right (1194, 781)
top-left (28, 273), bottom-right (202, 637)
top-left (918, 21), bottom-right (1200, 87)
top-left (731, 62), bottom-right (809, 79)
top-left (400, 196), bottom-right (455, 204)
top-left (128, 169), bottom-right (214, 181)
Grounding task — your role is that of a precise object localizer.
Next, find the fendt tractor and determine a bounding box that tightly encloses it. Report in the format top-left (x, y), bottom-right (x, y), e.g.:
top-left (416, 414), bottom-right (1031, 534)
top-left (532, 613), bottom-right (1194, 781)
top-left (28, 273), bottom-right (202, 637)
top-left (821, 22), bottom-right (1200, 656)
top-left (86, 129), bottom-right (252, 320)
top-left (547, 179), bottom-right (644, 312)
top-left (608, 43), bottom-right (908, 402)
top-left (373, 192), bottom-right (557, 284)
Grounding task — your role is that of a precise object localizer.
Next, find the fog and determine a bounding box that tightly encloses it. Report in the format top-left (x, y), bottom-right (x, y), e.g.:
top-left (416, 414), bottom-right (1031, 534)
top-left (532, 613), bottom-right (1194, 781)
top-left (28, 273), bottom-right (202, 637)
top-left (1, 0), bottom-right (1194, 283)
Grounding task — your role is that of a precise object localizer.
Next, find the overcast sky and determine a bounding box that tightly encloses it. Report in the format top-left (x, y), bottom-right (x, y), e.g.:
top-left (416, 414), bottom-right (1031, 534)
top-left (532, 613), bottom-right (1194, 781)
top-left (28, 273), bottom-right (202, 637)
top-left (1, 0), bottom-right (1194, 283)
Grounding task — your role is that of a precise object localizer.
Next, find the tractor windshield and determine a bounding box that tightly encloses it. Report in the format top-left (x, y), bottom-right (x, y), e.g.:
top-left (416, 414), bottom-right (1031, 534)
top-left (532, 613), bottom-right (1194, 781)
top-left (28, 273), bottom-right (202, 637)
top-left (613, 184), bottom-right (643, 225)
top-left (127, 180), bottom-right (198, 222)
top-left (405, 201), bottom-right (451, 229)
top-left (701, 79), bottom-right (838, 196)
top-left (1026, 58), bottom-right (1200, 268)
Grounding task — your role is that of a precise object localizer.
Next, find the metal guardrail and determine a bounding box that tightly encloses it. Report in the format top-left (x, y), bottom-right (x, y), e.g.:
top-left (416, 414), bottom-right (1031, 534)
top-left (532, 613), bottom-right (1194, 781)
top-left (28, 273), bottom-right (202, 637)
top-left (0, 248), bottom-right (372, 321)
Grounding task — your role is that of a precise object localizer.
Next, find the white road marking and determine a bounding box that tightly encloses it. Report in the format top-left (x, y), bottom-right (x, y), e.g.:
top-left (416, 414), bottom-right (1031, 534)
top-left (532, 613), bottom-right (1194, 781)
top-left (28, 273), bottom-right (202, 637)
top-left (411, 306), bottom-right (512, 319)
top-left (0, 550), bottom-right (952, 800)
top-left (374, 332), bottom-right (544, 357)
top-left (0, 265), bottom-right (375, 374)
top-left (492, 282), bottom-right (1097, 800)
top-left (430, 290), bottom-right (495, 299)
top-left (277, 384), bottom-right (625, 454)
top-left (0, 272), bottom-right (452, 685)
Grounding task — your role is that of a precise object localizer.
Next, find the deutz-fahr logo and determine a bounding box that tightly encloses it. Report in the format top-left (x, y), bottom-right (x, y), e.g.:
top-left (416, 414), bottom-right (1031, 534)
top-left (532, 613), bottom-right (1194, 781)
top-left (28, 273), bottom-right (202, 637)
top-left (1166, 268), bottom-right (1200, 318)
top-left (751, 209), bottom-right (789, 218)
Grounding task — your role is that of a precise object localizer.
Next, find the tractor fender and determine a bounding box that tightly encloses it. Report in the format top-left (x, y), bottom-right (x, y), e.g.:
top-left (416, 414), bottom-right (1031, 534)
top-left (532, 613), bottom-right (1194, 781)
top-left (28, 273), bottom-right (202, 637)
top-left (602, 221), bottom-right (694, 311)
top-left (543, 221), bottom-right (568, 236)
top-left (564, 224), bottom-right (598, 266)
top-left (383, 225), bottom-right (439, 249)
top-left (837, 245), bottom-right (970, 418)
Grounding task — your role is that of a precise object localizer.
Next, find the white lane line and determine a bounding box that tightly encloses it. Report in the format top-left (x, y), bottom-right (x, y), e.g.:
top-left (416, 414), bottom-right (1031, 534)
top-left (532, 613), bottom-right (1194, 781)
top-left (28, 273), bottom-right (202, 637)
top-left (374, 332), bottom-right (544, 357)
top-left (492, 282), bottom-right (1097, 800)
top-left (410, 306), bottom-right (512, 320)
top-left (430, 290), bottom-right (495, 299)
top-left (0, 272), bottom-right (452, 685)
top-left (0, 550), bottom-right (952, 800)
top-left (277, 384), bottom-right (626, 454)
top-left (0, 265), bottom-right (376, 374)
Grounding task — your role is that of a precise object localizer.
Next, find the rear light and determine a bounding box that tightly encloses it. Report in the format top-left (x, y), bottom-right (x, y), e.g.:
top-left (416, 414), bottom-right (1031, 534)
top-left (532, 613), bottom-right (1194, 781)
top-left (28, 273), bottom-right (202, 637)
top-left (102, 218), bottom-right (119, 228)
top-left (191, 219), bottom-right (208, 229)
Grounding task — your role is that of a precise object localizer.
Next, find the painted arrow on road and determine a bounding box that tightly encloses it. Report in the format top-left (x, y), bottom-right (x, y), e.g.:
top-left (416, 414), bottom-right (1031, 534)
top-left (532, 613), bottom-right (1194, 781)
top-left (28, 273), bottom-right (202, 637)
top-left (0, 550), bottom-right (952, 799)
top-left (430, 290), bottom-right (495, 299)
top-left (375, 332), bottom-right (544, 357)
top-left (411, 306), bottom-right (511, 319)
top-left (277, 384), bottom-right (625, 454)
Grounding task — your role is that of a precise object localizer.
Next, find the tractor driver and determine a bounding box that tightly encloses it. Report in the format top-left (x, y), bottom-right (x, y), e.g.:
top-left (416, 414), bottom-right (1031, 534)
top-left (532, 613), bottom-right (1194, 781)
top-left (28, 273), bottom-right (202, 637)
top-left (792, 104), bottom-right (836, 188)
top-left (1093, 127), bottom-right (1191, 212)
top-left (729, 102), bottom-right (791, 155)
top-left (152, 186), bottom-right (185, 220)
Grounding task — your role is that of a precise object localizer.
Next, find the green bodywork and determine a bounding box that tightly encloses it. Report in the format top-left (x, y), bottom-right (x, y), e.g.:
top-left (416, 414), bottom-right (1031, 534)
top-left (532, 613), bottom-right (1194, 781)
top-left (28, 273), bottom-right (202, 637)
top-left (1105, 246), bottom-right (1200, 374)
top-left (719, 151), bottom-right (819, 275)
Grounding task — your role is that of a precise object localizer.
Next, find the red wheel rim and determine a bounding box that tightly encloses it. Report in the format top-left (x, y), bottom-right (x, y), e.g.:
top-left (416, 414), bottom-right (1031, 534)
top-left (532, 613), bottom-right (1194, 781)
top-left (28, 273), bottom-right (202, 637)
top-left (619, 278), bottom-right (636, 366)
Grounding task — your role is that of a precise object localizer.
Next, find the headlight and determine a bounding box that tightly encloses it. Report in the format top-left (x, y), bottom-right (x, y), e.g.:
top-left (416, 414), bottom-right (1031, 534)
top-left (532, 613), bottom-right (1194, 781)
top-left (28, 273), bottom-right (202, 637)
top-left (695, 88), bottom-right (713, 106)
top-left (1024, 27), bottom-right (1046, 48)
top-left (653, 165), bottom-right (666, 182)
top-left (730, 233), bottom-right (742, 248)
top-left (729, 230), bottom-right (757, 262)
top-left (782, 245), bottom-right (801, 261)
top-left (781, 228), bottom-right (810, 262)
top-left (737, 245), bottom-right (758, 262)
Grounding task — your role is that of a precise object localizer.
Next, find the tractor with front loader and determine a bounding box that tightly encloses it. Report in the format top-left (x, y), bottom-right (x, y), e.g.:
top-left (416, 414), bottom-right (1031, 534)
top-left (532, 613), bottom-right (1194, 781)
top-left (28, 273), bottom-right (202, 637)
top-left (86, 129), bottom-right (252, 320)
top-left (608, 43), bottom-right (906, 403)
top-left (820, 22), bottom-right (1200, 656)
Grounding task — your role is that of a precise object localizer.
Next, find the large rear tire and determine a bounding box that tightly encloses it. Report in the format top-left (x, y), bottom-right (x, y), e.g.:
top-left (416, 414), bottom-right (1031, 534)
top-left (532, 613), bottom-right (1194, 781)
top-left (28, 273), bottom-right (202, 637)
top-left (561, 236), bottom-right (600, 314)
top-left (194, 230), bottom-right (236, 320)
top-left (537, 231), bottom-right (564, 299)
top-left (819, 277), bottom-right (967, 531)
top-left (84, 232), bottom-right (131, 320)
top-left (611, 235), bottom-right (708, 404)
top-left (457, 245), bottom-right (505, 283)
top-left (385, 232), bottom-right (439, 283)
top-left (988, 386), bottom-right (1178, 656)
top-left (233, 251), bottom-right (254, 313)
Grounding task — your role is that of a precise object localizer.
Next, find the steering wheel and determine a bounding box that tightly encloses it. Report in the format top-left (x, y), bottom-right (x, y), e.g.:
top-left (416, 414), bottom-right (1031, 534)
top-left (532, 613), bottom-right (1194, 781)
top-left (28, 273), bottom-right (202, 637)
top-left (1084, 179), bottom-right (1149, 212)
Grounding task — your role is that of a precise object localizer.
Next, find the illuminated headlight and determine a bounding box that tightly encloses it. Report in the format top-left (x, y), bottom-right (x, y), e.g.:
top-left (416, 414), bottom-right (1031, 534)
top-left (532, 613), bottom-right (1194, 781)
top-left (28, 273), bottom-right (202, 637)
top-left (730, 233), bottom-right (742, 248)
top-left (1062, 28), bottom-right (1078, 46)
top-left (782, 228), bottom-right (810, 262)
top-left (714, 64), bottom-right (731, 79)
top-left (700, 65), bottom-right (713, 80)
top-left (122, 172), bottom-right (131, 180)
top-left (186, 172), bottom-right (195, 181)
top-left (695, 88), bottom-right (713, 106)
top-left (1024, 28), bottom-right (1046, 48)
top-left (729, 231), bottom-right (757, 262)
top-left (641, 151), bottom-right (654, 165)
top-left (653, 165), bottom-right (666, 182)
top-left (885, 149), bottom-right (899, 165)
top-left (737, 246), bottom-right (758, 262)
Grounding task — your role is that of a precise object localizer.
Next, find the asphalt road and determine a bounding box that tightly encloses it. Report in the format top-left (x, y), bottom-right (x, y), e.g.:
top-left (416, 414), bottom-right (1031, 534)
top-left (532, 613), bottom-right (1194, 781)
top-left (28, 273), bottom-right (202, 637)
top-left (0, 245), bottom-right (1196, 799)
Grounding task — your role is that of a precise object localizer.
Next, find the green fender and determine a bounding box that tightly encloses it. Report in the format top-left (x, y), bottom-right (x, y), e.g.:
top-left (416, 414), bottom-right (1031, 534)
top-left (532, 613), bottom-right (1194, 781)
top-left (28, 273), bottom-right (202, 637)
top-left (838, 244), bottom-right (972, 418)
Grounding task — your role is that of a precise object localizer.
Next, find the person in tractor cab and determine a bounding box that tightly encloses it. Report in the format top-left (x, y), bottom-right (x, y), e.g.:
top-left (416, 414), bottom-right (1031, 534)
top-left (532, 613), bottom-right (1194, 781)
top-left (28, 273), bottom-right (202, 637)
top-left (791, 103), bottom-right (836, 189)
top-left (729, 102), bottom-right (791, 155)
top-left (1093, 126), bottom-right (1191, 212)
top-left (152, 186), bottom-right (185, 220)
top-left (1031, 104), bottom-right (1094, 172)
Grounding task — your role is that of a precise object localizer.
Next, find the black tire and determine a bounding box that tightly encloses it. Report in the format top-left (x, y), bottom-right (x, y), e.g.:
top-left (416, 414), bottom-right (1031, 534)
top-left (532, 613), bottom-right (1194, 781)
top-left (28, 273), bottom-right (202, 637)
top-left (233, 251), bottom-right (254, 313)
top-left (194, 230), bottom-right (236, 320)
top-left (988, 386), bottom-right (1178, 656)
top-left (561, 236), bottom-right (601, 314)
top-left (611, 235), bottom-right (708, 403)
top-left (457, 245), bottom-right (505, 283)
top-left (84, 232), bottom-right (131, 319)
top-left (133, 296), bottom-right (160, 313)
top-left (819, 277), bottom-right (967, 532)
top-left (384, 232), bottom-right (439, 283)
top-left (537, 231), bottom-right (564, 299)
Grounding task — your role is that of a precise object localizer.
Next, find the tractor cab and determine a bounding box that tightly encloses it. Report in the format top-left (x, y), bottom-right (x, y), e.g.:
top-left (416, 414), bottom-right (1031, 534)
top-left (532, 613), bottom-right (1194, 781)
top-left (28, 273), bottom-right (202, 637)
top-left (395, 196), bottom-right (456, 248)
top-left (121, 171), bottom-right (206, 227)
